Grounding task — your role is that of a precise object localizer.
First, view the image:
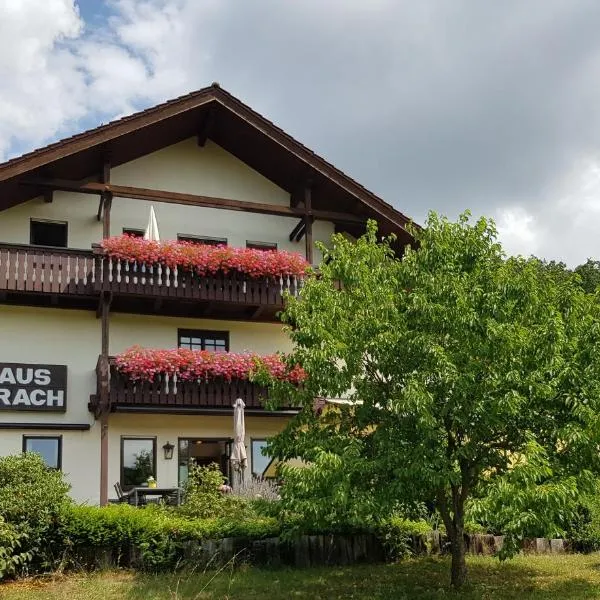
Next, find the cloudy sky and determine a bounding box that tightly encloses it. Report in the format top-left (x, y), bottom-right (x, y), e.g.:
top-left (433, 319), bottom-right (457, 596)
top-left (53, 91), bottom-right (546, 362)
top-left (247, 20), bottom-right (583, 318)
top-left (2, 0), bottom-right (600, 265)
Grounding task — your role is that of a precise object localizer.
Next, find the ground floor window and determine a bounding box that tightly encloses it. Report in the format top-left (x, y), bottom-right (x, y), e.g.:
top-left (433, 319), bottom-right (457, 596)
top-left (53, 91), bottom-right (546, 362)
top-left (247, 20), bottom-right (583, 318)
top-left (121, 437), bottom-right (156, 489)
top-left (251, 439), bottom-right (275, 478)
top-left (23, 435), bottom-right (62, 470)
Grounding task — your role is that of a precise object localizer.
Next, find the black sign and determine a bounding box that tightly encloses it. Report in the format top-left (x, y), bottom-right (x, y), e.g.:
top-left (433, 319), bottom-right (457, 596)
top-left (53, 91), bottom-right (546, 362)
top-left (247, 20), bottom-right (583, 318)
top-left (0, 363), bottom-right (67, 412)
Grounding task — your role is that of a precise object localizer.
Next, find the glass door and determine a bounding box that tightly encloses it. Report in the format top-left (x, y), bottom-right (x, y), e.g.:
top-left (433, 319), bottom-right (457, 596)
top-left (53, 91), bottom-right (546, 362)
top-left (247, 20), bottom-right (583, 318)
top-left (178, 438), bottom-right (232, 487)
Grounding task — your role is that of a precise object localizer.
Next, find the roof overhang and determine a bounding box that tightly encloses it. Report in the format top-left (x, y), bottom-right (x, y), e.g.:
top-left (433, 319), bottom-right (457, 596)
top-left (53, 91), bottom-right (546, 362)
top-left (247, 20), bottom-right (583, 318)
top-left (0, 83), bottom-right (415, 246)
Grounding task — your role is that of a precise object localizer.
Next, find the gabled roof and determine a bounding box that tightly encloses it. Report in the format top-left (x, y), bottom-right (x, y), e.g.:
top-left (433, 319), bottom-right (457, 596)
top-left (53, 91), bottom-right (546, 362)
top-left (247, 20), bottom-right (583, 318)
top-left (0, 83), bottom-right (414, 244)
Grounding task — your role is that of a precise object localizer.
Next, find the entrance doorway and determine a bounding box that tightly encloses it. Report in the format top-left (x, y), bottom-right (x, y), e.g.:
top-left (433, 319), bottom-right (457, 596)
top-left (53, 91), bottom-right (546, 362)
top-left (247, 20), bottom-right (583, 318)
top-left (178, 438), bottom-right (232, 487)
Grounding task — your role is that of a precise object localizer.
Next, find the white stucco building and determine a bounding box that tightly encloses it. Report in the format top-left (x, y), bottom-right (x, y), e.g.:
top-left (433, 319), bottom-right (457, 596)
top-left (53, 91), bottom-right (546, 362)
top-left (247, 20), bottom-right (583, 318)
top-left (0, 84), bottom-right (413, 505)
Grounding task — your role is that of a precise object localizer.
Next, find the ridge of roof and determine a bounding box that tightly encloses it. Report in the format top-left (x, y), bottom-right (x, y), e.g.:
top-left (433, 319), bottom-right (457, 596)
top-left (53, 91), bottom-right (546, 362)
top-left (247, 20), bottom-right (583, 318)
top-left (0, 82), bottom-right (414, 230)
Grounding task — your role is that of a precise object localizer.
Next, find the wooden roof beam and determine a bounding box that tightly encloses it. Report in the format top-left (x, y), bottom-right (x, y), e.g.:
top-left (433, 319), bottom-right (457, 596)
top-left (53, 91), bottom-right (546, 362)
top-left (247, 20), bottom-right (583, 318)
top-left (19, 178), bottom-right (367, 226)
top-left (197, 106), bottom-right (216, 147)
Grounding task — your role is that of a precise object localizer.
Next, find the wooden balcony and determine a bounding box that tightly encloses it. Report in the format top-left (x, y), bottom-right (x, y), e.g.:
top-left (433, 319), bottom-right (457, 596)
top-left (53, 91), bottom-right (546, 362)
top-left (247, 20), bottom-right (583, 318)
top-left (89, 356), bottom-right (297, 415)
top-left (0, 243), bottom-right (97, 309)
top-left (0, 242), bottom-right (301, 321)
top-left (94, 250), bottom-right (302, 320)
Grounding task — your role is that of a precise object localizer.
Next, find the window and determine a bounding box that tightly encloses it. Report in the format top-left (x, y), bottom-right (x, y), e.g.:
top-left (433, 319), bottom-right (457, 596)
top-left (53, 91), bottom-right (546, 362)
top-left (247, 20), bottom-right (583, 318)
top-left (123, 228), bottom-right (145, 238)
top-left (246, 241), bottom-right (277, 251)
top-left (121, 437), bottom-right (156, 489)
top-left (177, 234), bottom-right (227, 246)
top-left (178, 329), bottom-right (229, 353)
top-left (30, 219), bottom-right (68, 248)
top-left (251, 439), bottom-right (275, 478)
top-left (23, 436), bottom-right (62, 470)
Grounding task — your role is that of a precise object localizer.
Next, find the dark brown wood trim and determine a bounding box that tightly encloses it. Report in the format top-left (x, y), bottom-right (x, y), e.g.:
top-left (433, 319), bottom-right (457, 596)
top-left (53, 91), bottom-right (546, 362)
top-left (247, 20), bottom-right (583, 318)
top-left (177, 328), bottom-right (230, 351)
top-left (113, 406), bottom-right (299, 416)
top-left (100, 293), bottom-right (111, 354)
top-left (289, 219), bottom-right (305, 242)
top-left (100, 413), bottom-right (109, 505)
top-left (23, 434), bottom-right (62, 470)
top-left (96, 196), bottom-right (104, 222)
top-left (0, 92), bottom-right (215, 180)
top-left (20, 179), bottom-right (367, 225)
top-left (213, 90), bottom-right (413, 231)
top-left (295, 222), bottom-right (306, 242)
top-left (1, 422), bottom-right (90, 431)
top-left (304, 185), bottom-right (313, 264)
top-left (197, 105), bottom-right (216, 147)
top-left (43, 190), bottom-right (53, 203)
top-left (120, 436), bottom-right (157, 490)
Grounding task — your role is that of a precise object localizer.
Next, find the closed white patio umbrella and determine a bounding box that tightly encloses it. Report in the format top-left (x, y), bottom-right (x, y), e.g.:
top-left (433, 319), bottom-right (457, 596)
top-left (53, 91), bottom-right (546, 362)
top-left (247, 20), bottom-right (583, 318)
top-left (144, 205), bottom-right (160, 241)
top-left (230, 398), bottom-right (247, 490)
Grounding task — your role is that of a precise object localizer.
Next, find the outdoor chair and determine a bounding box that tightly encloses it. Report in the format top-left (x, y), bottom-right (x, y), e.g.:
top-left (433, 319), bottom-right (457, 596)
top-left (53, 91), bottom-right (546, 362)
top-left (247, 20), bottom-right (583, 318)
top-left (113, 482), bottom-right (137, 505)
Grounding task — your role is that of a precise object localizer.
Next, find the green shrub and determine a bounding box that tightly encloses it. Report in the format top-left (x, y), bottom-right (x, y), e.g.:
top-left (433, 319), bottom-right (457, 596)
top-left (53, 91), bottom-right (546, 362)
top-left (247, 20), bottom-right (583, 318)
top-left (0, 517), bottom-right (31, 580)
top-left (177, 463), bottom-right (249, 520)
top-left (376, 517), bottom-right (433, 560)
top-left (57, 504), bottom-right (281, 571)
top-left (564, 483), bottom-right (600, 552)
top-left (0, 453), bottom-right (70, 573)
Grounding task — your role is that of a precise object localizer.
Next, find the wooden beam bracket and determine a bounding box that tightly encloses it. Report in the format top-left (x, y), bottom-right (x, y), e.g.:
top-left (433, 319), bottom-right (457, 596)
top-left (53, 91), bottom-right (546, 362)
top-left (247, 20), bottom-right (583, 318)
top-left (289, 219), bottom-right (305, 242)
top-left (96, 195), bottom-right (104, 222)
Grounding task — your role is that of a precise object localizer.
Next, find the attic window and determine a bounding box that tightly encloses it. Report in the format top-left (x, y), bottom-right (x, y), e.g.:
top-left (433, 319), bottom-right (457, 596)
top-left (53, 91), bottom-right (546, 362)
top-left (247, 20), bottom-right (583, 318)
top-left (30, 219), bottom-right (68, 248)
top-left (246, 241), bottom-right (277, 251)
top-left (123, 228), bottom-right (145, 238)
top-left (177, 234), bottom-right (227, 246)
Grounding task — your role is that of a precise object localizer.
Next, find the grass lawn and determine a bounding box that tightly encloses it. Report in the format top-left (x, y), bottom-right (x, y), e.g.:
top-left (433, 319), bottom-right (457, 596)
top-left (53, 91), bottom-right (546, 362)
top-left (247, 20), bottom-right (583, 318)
top-left (3, 554), bottom-right (600, 599)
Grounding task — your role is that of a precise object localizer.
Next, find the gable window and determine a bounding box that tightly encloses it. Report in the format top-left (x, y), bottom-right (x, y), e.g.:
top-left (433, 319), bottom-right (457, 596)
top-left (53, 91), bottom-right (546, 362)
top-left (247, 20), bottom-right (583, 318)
top-left (30, 219), bottom-right (68, 248)
top-left (23, 435), bottom-right (62, 470)
top-left (178, 329), bottom-right (229, 353)
top-left (177, 234), bottom-right (227, 246)
top-left (246, 241), bottom-right (277, 251)
top-left (121, 437), bottom-right (156, 489)
top-left (251, 439), bottom-right (275, 478)
top-left (123, 228), bottom-right (145, 238)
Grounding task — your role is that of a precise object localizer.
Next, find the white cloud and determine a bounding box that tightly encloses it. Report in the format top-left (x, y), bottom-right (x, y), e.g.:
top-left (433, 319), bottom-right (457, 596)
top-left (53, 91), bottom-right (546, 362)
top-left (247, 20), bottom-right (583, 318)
top-left (496, 206), bottom-right (540, 259)
top-left (0, 0), bottom-right (86, 157)
top-left (3, 0), bottom-right (600, 267)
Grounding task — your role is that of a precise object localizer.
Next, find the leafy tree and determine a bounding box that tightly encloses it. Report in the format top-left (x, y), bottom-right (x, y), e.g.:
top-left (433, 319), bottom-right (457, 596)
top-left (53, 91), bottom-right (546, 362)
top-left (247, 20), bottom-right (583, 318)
top-left (267, 213), bottom-right (600, 587)
top-left (575, 259), bottom-right (600, 294)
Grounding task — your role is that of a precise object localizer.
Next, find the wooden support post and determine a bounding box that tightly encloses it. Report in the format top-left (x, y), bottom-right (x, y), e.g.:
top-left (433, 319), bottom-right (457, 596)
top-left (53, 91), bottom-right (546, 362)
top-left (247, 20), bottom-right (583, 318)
top-left (99, 412), bottom-right (109, 506)
top-left (99, 293), bottom-right (111, 506)
top-left (99, 154), bottom-right (112, 507)
top-left (43, 190), bottom-right (53, 203)
top-left (304, 184), bottom-right (313, 264)
top-left (101, 155), bottom-right (112, 237)
top-left (102, 193), bottom-right (112, 238)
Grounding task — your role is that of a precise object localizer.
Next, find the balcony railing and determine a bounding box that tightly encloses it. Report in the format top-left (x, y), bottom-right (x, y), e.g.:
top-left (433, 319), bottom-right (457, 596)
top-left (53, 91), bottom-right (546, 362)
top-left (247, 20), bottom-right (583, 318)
top-left (0, 243), bottom-right (96, 296)
top-left (0, 243), bottom-right (302, 318)
top-left (89, 357), bottom-right (278, 412)
top-left (93, 252), bottom-right (302, 307)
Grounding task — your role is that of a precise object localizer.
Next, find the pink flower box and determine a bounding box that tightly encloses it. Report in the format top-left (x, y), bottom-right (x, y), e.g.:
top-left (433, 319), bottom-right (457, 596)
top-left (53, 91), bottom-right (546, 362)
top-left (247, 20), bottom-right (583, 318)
top-left (100, 235), bottom-right (310, 279)
top-left (114, 346), bottom-right (306, 384)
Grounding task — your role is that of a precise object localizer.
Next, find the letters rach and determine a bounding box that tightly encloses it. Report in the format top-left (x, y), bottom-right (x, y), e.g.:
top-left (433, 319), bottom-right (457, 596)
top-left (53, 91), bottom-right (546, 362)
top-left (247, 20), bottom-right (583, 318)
top-left (0, 363), bottom-right (67, 412)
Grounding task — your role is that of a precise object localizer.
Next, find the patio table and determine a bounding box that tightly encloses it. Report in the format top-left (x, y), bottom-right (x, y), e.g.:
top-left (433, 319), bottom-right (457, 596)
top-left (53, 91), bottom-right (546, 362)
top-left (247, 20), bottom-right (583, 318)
top-left (131, 486), bottom-right (183, 507)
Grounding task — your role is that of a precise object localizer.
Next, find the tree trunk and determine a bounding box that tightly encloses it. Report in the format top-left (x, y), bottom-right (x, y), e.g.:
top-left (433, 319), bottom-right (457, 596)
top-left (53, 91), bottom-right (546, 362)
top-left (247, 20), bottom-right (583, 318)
top-left (450, 524), bottom-right (467, 588)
